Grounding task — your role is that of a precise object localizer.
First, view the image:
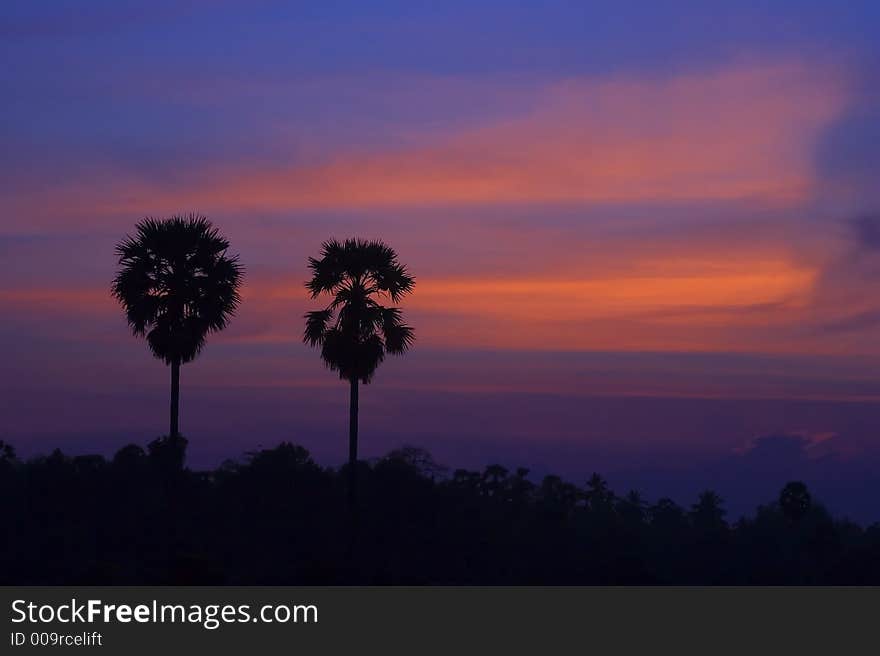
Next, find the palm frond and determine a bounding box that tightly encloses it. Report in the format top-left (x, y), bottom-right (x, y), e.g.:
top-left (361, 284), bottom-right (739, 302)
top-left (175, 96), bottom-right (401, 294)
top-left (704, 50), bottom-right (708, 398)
top-left (380, 307), bottom-right (415, 354)
top-left (113, 214), bottom-right (242, 364)
top-left (304, 309), bottom-right (333, 346)
top-left (303, 237), bottom-right (415, 382)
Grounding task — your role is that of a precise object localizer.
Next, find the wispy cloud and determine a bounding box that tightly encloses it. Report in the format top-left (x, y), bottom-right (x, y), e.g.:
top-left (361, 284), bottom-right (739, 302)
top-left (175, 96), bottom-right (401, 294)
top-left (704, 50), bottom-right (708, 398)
top-left (3, 59), bottom-right (849, 229)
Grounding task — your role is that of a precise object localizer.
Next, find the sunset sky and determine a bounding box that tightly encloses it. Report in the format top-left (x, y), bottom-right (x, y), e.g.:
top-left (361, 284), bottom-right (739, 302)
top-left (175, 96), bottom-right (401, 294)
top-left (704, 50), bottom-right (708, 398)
top-left (3, 1), bottom-right (880, 518)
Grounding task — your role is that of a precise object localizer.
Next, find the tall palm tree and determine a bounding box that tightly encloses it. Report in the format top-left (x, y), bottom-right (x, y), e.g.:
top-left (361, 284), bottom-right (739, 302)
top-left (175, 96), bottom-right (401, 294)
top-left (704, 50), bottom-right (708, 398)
top-left (112, 214), bottom-right (242, 438)
top-left (303, 238), bottom-right (415, 506)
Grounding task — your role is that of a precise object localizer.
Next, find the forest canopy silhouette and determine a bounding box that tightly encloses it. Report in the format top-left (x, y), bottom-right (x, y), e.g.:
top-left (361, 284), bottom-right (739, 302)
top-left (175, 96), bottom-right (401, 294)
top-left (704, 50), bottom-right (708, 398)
top-left (2, 437), bottom-right (880, 585)
top-left (4, 214), bottom-right (879, 585)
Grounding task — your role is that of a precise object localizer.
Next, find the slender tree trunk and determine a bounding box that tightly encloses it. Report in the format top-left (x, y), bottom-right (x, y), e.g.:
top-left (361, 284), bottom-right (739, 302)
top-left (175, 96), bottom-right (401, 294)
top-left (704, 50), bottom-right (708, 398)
top-left (170, 358), bottom-right (181, 437)
top-left (348, 377), bottom-right (359, 508)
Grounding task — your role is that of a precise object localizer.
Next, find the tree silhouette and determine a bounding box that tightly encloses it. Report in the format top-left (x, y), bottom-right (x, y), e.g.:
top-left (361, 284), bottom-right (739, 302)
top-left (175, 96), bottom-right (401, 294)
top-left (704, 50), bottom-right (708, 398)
top-left (482, 464), bottom-right (509, 498)
top-left (585, 473), bottom-right (615, 513)
top-left (4, 435), bottom-right (880, 584)
top-left (617, 490), bottom-right (647, 525)
top-left (0, 440), bottom-right (16, 464)
top-left (112, 214), bottom-right (242, 438)
top-left (779, 481), bottom-right (812, 521)
top-left (690, 490), bottom-right (727, 533)
top-left (303, 238), bottom-right (415, 507)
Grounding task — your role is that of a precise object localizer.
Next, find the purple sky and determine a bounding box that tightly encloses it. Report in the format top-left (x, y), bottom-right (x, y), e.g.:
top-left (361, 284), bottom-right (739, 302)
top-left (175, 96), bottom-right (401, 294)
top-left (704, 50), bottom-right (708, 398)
top-left (3, 1), bottom-right (880, 520)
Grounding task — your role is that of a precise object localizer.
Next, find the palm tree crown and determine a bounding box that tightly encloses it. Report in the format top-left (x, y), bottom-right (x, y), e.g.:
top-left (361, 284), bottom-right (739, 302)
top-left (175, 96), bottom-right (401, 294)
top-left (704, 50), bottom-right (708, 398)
top-left (112, 214), bottom-right (242, 365)
top-left (304, 238), bottom-right (415, 382)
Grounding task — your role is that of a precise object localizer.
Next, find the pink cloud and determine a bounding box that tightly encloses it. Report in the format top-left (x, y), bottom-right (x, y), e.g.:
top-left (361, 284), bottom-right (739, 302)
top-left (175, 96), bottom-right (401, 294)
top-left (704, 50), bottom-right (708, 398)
top-left (3, 59), bottom-right (850, 230)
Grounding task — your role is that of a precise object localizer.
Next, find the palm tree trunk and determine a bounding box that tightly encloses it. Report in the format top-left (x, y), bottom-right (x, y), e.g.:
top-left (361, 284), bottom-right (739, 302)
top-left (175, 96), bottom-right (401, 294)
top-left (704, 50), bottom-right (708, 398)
top-left (170, 358), bottom-right (180, 437)
top-left (348, 377), bottom-right (359, 508)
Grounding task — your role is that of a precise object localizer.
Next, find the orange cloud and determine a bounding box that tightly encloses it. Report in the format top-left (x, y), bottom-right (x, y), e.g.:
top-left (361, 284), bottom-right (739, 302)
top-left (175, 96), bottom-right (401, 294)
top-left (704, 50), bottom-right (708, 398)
top-left (174, 61), bottom-right (848, 209)
top-left (226, 243), bottom-right (823, 354)
top-left (404, 254), bottom-right (819, 351)
top-left (5, 245), bottom-right (876, 359)
top-left (0, 288), bottom-right (109, 311)
top-left (414, 262), bottom-right (815, 317)
top-left (5, 59), bottom-right (849, 225)
top-left (1, 59), bottom-right (861, 359)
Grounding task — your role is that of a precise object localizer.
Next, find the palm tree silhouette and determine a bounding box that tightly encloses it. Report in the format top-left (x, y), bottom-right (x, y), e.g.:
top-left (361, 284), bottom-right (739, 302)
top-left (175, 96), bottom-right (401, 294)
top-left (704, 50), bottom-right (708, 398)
top-left (303, 238), bottom-right (415, 507)
top-left (112, 214), bottom-right (242, 438)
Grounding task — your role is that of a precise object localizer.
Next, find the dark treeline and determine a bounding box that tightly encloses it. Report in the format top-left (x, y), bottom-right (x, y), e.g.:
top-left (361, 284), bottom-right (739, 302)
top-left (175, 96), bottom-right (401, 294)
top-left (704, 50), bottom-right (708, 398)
top-left (2, 438), bottom-right (879, 585)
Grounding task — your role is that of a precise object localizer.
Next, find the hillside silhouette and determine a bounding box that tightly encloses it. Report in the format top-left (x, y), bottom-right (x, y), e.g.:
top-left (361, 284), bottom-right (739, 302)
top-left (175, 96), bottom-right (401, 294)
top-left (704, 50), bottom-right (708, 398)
top-left (2, 437), bottom-right (879, 585)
